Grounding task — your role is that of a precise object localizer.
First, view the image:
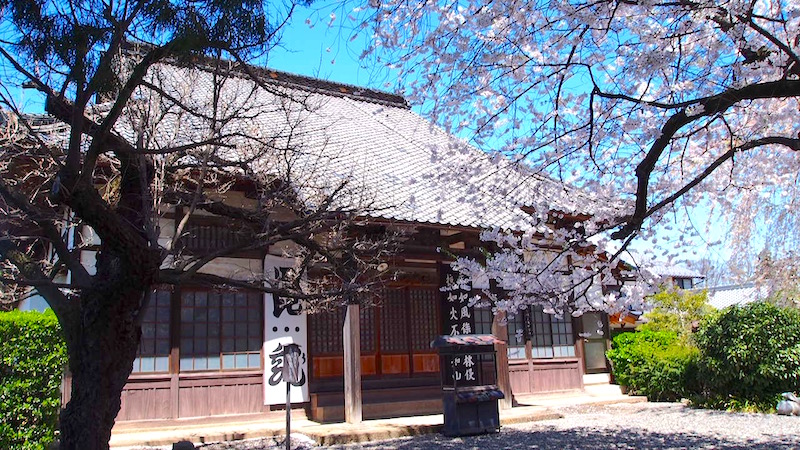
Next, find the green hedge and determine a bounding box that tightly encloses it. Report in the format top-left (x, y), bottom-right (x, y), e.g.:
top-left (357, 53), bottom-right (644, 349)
top-left (606, 330), bottom-right (699, 402)
top-left (693, 302), bottom-right (800, 411)
top-left (0, 310), bottom-right (67, 450)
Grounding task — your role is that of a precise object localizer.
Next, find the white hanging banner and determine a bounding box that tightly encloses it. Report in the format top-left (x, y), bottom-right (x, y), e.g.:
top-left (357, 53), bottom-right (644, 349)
top-left (263, 255), bottom-right (309, 405)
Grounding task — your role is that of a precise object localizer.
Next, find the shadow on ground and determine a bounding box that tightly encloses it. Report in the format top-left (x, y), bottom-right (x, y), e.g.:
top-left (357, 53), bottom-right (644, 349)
top-left (326, 425), bottom-right (790, 449)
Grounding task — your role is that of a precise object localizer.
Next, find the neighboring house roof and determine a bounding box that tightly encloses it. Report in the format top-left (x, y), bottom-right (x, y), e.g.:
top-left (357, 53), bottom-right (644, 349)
top-left (649, 262), bottom-right (704, 280)
top-left (614, 252), bottom-right (704, 283)
top-left (703, 283), bottom-right (768, 309)
top-left (105, 58), bottom-right (615, 231)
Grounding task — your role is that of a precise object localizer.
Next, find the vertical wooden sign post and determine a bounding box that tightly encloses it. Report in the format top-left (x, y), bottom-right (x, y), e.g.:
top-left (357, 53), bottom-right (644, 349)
top-left (286, 379), bottom-right (291, 450)
top-left (282, 343), bottom-right (303, 450)
top-left (343, 303), bottom-right (362, 424)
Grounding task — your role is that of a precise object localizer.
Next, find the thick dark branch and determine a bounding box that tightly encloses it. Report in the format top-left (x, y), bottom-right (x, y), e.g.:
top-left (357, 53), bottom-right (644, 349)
top-left (157, 268), bottom-right (347, 300)
top-left (0, 276), bottom-right (81, 289)
top-left (611, 79), bottom-right (800, 239)
top-left (0, 239), bottom-right (76, 326)
top-left (165, 182), bottom-right (353, 236)
top-left (593, 86), bottom-right (700, 109)
top-left (61, 180), bottom-right (160, 274)
top-left (643, 136), bottom-right (800, 219)
top-left (131, 136), bottom-right (237, 155)
top-left (83, 3), bottom-right (146, 100)
top-left (43, 94), bottom-right (137, 158)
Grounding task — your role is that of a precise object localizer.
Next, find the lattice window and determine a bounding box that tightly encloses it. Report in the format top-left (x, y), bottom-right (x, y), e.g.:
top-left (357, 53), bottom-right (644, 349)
top-left (551, 314), bottom-right (575, 358)
top-left (360, 306), bottom-right (376, 353)
top-left (221, 290), bottom-right (262, 369)
top-left (379, 289), bottom-right (408, 353)
top-left (179, 289), bottom-right (261, 371)
top-left (529, 306), bottom-right (575, 359)
top-left (473, 307), bottom-right (494, 336)
top-left (309, 309), bottom-right (344, 355)
top-left (182, 223), bottom-right (253, 253)
top-left (309, 306), bottom-right (375, 355)
top-left (409, 288), bottom-right (438, 351)
top-left (133, 289), bottom-right (171, 373)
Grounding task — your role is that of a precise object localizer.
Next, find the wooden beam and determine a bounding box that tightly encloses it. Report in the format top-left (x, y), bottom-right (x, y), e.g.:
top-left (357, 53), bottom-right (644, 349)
top-left (398, 245), bottom-right (484, 260)
top-left (343, 303), bottom-right (362, 423)
top-left (492, 310), bottom-right (513, 410)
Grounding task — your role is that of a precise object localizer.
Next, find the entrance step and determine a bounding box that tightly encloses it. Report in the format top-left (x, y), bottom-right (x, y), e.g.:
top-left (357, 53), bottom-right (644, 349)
top-left (583, 373), bottom-right (611, 385)
top-left (584, 382), bottom-right (624, 396)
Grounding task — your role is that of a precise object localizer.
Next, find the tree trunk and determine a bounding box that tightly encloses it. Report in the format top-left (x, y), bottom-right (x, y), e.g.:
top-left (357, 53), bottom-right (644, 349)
top-left (58, 249), bottom-right (152, 450)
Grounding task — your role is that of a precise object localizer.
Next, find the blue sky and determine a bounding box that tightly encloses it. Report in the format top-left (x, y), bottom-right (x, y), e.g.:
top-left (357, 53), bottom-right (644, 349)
top-left (264, 7), bottom-right (390, 91)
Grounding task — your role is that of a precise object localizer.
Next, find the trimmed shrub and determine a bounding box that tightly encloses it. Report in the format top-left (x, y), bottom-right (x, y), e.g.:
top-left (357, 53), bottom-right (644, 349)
top-left (607, 330), bottom-right (699, 402)
top-left (693, 302), bottom-right (800, 411)
top-left (0, 310), bottom-right (67, 450)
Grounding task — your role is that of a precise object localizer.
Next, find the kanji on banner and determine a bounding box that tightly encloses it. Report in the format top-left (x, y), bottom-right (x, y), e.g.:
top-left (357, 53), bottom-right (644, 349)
top-left (440, 263), bottom-right (478, 386)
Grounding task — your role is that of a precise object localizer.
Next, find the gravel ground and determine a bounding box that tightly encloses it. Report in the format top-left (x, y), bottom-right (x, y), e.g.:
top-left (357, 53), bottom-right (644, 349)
top-left (324, 402), bottom-right (800, 449)
top-left (145, 402), bottom-right (800, 450)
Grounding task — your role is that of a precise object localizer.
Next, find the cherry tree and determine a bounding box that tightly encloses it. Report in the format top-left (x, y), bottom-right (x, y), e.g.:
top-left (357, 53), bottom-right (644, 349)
top-left (339, 0), bottom-right (800, 315)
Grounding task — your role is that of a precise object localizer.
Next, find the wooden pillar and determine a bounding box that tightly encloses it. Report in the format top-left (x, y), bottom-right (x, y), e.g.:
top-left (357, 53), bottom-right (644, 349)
top-left (574, 315), bottom-right (587, 389)
top-left (343, 303), bottom-right (362, 423)
top-left (169, 287), bottom-right (181, 418)
top-left (492, 310), bottom-right (513, 410)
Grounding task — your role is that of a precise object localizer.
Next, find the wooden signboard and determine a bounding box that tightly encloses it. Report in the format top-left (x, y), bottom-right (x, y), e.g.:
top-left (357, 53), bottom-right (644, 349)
top-left (264, 256), bottom-right (309, 405)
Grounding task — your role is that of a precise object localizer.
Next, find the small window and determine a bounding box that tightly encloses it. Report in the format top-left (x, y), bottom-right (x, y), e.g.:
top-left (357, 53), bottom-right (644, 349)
top-left (133, 289), bottom-right (171, 373)
top-left (529, 306), bottom-right (575, 359)
top-left (179, 289), bottom-right (262, 371)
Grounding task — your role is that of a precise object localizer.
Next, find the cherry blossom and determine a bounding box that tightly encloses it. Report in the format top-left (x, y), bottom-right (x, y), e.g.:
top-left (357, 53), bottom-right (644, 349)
top-left (352, 0), bottom-right (800, 313)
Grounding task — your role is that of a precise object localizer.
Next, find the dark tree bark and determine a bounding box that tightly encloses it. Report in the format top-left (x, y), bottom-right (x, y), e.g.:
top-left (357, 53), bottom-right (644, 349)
top-left (55, 215), bottom-right (160, 450)
top-left (58, 258), bottom-right (149, 449)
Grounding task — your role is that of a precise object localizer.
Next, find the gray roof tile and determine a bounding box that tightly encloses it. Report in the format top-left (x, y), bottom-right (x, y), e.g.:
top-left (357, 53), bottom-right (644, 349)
top-left (113, 61), bottom-right (613, 230)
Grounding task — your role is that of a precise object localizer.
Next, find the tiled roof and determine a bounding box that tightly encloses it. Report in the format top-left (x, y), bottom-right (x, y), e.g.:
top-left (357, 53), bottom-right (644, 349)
top-left (109, 60), bottom-right (615, 230)
top-left (704, 283), bottom-right (768, 309)
top-left (238, 66), bottom-right (409, 108)
top-left (617, 252), bottom-right (704, 280)
top-left (649, 263), bottom-right (704, 279)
